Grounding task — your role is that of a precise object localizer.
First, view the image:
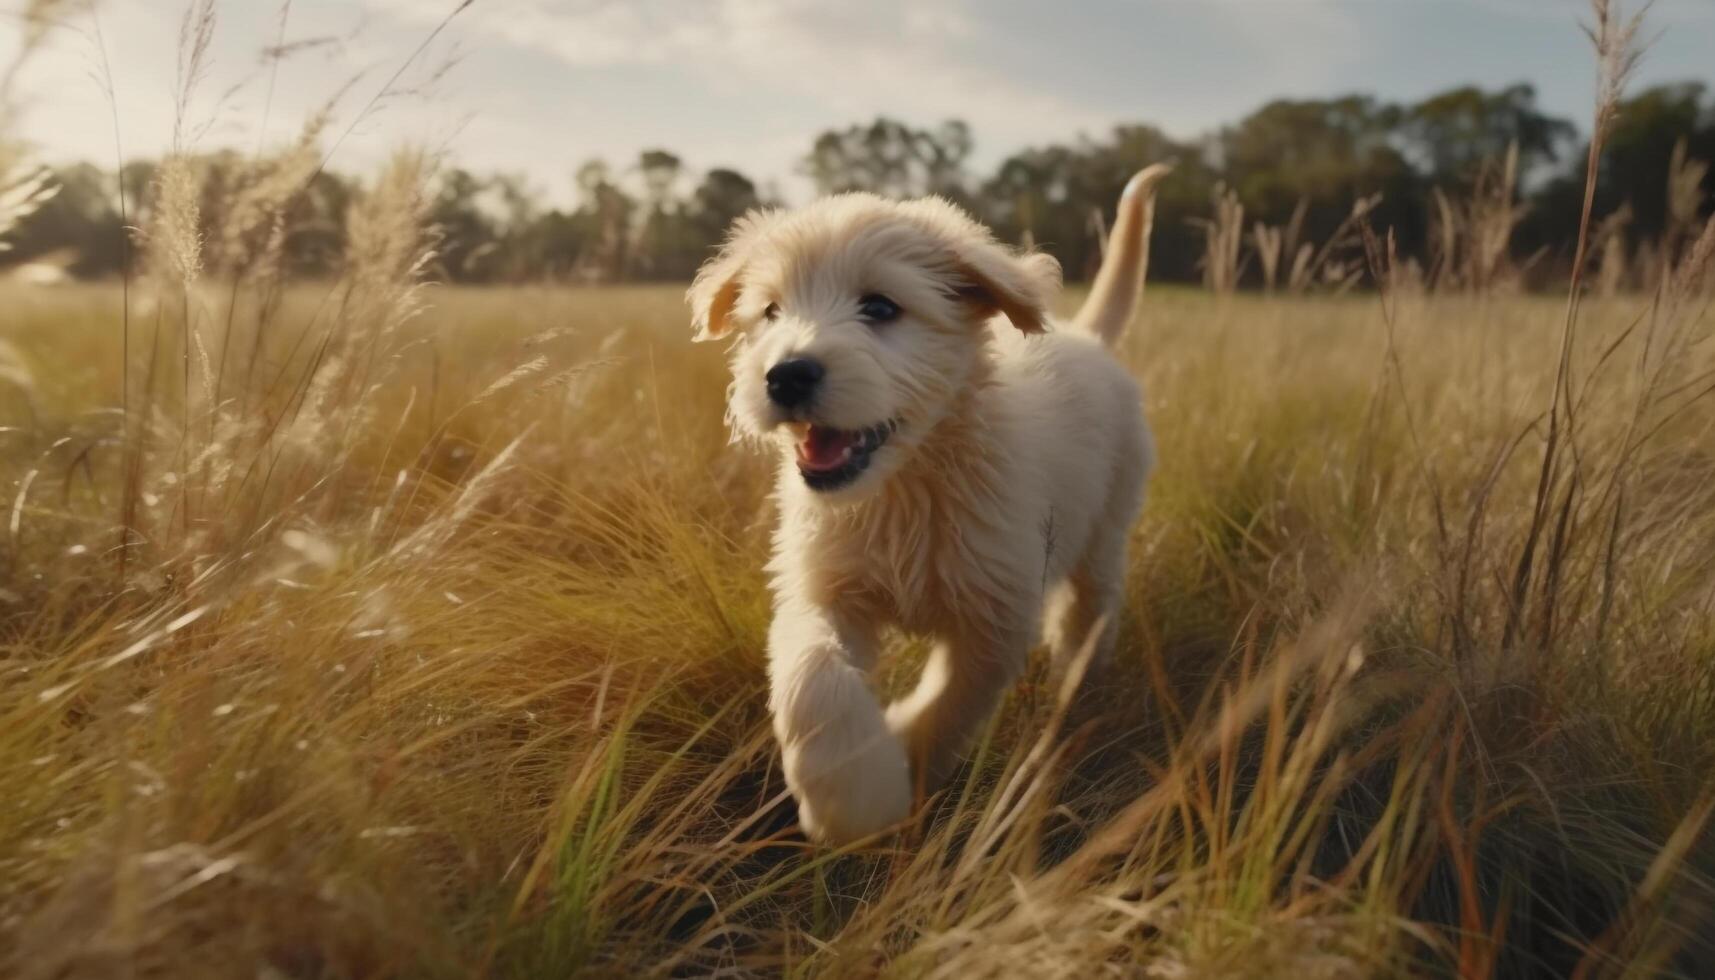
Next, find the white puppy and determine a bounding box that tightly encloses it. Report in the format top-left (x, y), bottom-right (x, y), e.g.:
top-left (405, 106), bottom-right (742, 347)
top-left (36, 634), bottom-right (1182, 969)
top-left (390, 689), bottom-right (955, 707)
top-left (689, 167), bottom-right (1170, 844)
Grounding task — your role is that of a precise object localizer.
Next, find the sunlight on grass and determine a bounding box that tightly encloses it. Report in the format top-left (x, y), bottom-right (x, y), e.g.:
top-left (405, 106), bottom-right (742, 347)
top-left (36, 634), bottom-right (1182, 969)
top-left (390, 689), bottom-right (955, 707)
top-left (2, 277), bottom-right (1711, 977)
top-left (1, 0), bottom-right (1712, 974)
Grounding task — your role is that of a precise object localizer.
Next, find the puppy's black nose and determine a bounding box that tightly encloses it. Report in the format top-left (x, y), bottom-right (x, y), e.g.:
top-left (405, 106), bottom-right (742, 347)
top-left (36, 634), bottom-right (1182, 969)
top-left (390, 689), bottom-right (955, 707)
top-left (766, 358), bottom-right (825, 409)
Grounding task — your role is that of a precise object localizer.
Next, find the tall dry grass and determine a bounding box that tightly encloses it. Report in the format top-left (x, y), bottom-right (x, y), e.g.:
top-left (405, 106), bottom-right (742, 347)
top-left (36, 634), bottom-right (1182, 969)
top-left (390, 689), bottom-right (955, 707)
top-left (0, 0), bottom-right (65, 250)
top-left (1, 1), bottom-right (1713, 977)
top-left (1194, 182), bottom-right (1244, 295)
top-left (8, 279), bottom-right (1713, 977)
top-left (1430, 141), bottom-right (1527, 294)
top-left (1247, 195), bottom-right (1382, 298)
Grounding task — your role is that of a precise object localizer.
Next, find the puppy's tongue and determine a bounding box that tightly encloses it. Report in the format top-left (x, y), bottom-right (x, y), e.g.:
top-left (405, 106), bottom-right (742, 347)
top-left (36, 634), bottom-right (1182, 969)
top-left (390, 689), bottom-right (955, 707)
top-left (796, 425), bottom-right (856, 471)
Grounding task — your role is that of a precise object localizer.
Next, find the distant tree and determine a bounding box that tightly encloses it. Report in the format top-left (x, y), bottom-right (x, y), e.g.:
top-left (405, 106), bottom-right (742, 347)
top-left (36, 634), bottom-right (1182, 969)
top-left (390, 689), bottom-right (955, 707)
top-left (692, 167), bottom-right (762, 238)
top-left (572, 159), bottom-right (636, 282)
top-left (633, 149), bottom-right (694, 279)
top-left (918, 120), bottom-right (973, 199)
top-left (1221, 95), bottom-right (1425, 270)
top-left (1401, 84), bottom-right (1578, 187)
top-left (430, 168), bottom-right (503, 282)
top-left (6, 162), bottom-right (124, 276)
top-left (1224, 97), bottom-right (1403, 208)
top-left (120, 160), bottom-right (158, 220)
top-left (983, 125), bottom-right (1215, 283)
top-left (12, 78), bottom-right (1715, 290)
top-left (802, 117), bottom-right (972, 200)
top-left (9, 153), bottom-right (353, 281)
top-left (282, 169), bottom-right (353, 279)
top-left (637, 150), bottom-right (683, 212)
top-left (1600, 84), bottom-right (1715, 242)
top-left (507, 209), bottom-right (587, 283)
top-left (488, 173), bottom-right (538, 230)
top-left (1519, 83), bottom-right (1715, 272)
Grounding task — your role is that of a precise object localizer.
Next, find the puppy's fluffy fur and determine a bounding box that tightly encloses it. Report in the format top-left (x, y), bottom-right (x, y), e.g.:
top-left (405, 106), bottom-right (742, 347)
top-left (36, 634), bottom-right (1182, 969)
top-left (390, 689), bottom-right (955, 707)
top-left (689, 167), bottom-right (1170, 844)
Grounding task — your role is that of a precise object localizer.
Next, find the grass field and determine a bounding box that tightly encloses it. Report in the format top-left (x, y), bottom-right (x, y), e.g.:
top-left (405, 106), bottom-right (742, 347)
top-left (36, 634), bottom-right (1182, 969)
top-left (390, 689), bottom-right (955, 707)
top-left (2, 271), bottom-right (1712, 976)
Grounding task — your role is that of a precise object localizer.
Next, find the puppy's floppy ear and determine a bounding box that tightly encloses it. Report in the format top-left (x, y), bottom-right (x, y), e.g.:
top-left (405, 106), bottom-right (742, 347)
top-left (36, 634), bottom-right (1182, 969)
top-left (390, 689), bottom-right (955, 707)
top-left (950, 242), bottom-right (1062, 335)
top-left (687, 209), bottom-right (778, 342)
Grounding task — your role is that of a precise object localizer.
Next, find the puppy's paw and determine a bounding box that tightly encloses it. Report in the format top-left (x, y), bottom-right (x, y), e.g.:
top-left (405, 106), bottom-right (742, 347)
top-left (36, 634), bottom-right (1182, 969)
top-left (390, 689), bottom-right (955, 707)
top-left (782, 719), bottom-right (911, 846)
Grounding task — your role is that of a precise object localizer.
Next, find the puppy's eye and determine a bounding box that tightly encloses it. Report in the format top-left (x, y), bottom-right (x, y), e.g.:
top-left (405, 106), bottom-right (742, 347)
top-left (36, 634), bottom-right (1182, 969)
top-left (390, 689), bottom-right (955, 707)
top-left (857, 294), bottom-right (902, 323)
top-left (763, 303), bottom-right (781, 322)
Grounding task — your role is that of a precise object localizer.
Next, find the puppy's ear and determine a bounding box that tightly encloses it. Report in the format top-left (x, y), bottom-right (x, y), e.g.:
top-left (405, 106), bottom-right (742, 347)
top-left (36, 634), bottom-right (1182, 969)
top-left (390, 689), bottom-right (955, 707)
top-left (688, 210), bottom-right (778, 342)
top-left (952, 245), bottom-right (1062, 335)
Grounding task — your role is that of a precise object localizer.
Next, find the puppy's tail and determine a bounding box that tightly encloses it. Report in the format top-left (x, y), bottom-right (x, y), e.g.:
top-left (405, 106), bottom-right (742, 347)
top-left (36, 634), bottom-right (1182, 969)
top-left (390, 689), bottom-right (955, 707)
top-left (1071, 164), bottom-right (1173, 349)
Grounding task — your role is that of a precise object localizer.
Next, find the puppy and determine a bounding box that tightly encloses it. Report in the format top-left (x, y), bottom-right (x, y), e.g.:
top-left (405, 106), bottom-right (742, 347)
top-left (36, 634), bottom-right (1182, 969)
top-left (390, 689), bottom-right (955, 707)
top-left (688, 166), bottom-right (1170, 844)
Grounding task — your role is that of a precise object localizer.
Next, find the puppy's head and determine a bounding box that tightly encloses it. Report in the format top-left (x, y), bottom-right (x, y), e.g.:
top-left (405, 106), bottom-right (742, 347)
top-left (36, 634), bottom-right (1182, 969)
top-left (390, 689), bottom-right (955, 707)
top-left (688, 194), bottom-right (1060, 501)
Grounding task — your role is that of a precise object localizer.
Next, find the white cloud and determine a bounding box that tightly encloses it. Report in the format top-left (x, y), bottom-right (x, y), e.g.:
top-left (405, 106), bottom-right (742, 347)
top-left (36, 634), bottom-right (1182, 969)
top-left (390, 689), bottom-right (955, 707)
top-left (3, 0), bottom-right (483, 178)
top-left (371, 0), bottom-right (1112, 151)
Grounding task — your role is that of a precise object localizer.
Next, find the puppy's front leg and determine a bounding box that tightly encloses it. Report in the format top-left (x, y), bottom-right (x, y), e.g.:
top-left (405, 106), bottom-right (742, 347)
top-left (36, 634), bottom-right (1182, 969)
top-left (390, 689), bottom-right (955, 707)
top-left (769, 595), bottom-right (911, 845)
top-left (885, 623), bottom-right (1031, 794)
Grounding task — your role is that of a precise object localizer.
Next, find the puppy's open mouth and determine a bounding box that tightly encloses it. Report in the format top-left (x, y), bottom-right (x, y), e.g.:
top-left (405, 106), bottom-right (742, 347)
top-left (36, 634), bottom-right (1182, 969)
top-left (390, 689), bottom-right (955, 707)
top-left (792, 420), bottom-right (899, 491)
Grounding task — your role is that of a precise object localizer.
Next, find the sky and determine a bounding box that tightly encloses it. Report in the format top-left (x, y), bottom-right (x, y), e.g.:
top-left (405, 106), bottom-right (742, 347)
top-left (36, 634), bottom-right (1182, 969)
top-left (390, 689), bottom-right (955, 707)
top-left (3, 0), bottom-right (1713, 205)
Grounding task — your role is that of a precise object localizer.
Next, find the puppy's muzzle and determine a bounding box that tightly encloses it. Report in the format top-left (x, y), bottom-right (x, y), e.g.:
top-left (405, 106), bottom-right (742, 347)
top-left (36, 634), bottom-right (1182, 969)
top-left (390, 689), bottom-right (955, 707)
top-left (766, 357), bottom-right (825, 410)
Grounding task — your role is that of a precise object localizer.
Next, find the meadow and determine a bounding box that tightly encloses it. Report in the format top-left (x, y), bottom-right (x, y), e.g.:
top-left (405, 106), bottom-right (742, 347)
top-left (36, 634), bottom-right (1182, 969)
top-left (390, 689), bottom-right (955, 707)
top-left (1, 0), bottom-right (1712, 972)
top-left (2, 265), bottom-right (1712, 976)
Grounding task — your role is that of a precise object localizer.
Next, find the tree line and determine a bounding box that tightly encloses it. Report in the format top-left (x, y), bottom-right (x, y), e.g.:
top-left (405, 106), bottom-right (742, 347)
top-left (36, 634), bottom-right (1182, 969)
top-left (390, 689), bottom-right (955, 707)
top-left (7, 81), bottom-right (1714, 290)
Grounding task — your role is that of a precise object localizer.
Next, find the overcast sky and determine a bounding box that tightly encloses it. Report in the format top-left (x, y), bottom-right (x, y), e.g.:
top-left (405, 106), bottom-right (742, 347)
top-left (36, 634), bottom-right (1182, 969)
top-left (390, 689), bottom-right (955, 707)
top-left (4, 0), bottom-right (1713, 204)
